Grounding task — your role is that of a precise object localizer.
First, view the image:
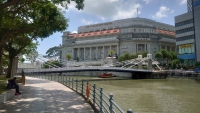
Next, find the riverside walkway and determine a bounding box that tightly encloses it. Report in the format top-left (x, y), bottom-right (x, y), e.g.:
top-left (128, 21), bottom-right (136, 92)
top-left (0, 77), bottom-right (94, 113)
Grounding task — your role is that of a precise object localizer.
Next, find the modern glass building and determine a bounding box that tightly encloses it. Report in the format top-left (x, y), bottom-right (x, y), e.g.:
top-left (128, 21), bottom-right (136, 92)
top-left (175, 0), bottom-right (200, 66)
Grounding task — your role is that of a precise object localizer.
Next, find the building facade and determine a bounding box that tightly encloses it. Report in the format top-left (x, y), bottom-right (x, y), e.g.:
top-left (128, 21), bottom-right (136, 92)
top-left (175, 0), bottom-right (200, 66)
top-left (61, 18), bottom-right (176, 62)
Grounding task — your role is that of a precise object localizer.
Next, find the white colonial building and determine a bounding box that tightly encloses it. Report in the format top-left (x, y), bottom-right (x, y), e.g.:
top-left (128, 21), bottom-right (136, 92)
top-left (61, 18), bottom-right (176, 62)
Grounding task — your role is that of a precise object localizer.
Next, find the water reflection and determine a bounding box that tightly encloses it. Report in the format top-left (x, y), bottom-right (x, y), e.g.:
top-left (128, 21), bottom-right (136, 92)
top-left (73, 76), bottom-right (200, 113)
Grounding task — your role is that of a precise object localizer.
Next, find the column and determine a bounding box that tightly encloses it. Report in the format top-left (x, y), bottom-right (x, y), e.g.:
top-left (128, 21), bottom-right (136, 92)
top-left (72, 48), bottom-right (74, 60)
top-left (110, 45), bottom-right (111, 51)
top-left (159, 45), bottom-right (161, 51)
top-left (103, 46), bottom-right (105, 59)
top-left (117, 44), bottom-right (119, 55)
top-left (84, 47), bottom-right (85, 60)
top-left (90, 47), bottom-right (92, 60)
top-left (136, 44), bottom-right (138, 53)
top-left (144, 44), bottom-right (146, 52)
top-left (78, 48), bottom-right (80, 59)
top-left (96, 47), bottom-right (98, 60)
top-left (148, 43), bottom-right (151, 54)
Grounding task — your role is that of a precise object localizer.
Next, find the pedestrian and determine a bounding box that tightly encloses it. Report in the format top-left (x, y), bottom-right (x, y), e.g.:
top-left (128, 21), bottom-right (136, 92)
top-left (10, 77), bottom-right (21, 95)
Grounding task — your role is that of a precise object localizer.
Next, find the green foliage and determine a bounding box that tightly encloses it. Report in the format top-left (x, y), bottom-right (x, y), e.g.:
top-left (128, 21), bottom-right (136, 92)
top-left (142, 52), bottom-right (148, 58)
top-left (46, 46), bottom-right (60, 59)
top-left (118, 56), bottom-right (124, 62)
top-left (195, 62), bottom-right (200, 68)
top-left (155, 52), bottom-right (163, 59)
top-left (118, 52), bottom-right (149, 62)
top-left (168, 51), bottom-right (177, 60)
top-left (160, 49), bottom-right (168, 59)
top-left (172, 59), bottom-right (181, 68)
top-left (123, 53), bottom-right (131, 60)
top-left (108, 50), bottom-right (115, 57)
top-left (66, 54), bottom-right (72, 60)
top-left (18, 58), bottom-right (25, 63)
top-left (130, 54), bottom-right (137, 59)
top-left (42, 60), bottom-right (61, 68)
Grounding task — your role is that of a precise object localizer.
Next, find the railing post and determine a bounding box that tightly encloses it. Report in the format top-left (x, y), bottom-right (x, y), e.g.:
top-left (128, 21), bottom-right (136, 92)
top-left (72, 78), bottom-right (74, 90)
top-left (109, 94), bottom-right (114, 113)
top-left (58, 75), bottom-right (59, 82)
top-left (66, 76), bottom-right (68, 86)
top-left (100, 88), bottom-right (103, 113)
top-left (69, 77), bottom-right (70, 87)
top-left (61, 74), bottom-right (64, 84)
top-left (76, 78), bottom-right (78, 91)
top-left (63, 74), bottom-right (65, 84)
top-left (81, 79), bottom-right (84, 95)
top-left (93, 84), bottom-right (96, 105)
top-left (127, 109), bottom-right (133, 113)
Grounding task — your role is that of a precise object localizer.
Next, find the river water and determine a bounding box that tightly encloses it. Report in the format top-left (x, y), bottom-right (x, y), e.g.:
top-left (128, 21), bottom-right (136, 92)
top-left (71, 76), bottom-right (200, 113)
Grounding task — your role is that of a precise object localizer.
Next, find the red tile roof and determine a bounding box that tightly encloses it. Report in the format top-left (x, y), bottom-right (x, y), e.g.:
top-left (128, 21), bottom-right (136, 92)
top-left (156, 29), bottom-right (175, 36)
top-left (67, 29), bottom-right (120, 38)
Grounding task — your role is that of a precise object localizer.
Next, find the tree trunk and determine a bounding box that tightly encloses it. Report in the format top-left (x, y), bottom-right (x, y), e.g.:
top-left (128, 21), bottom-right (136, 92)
top-left (0, 47), bottom-right (2, 75)
top-left (6, 57), bottom-right (13, 78)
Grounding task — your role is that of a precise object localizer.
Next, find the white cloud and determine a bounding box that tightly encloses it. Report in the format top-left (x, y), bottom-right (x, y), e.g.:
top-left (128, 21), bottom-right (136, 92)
top-left (180, 0), bottom-right (187, 5)
top-left (72, 31), bottom-right (77, 33)
top-left (170, 9), bottom-right (175, 14)
top-left (152, 6), bottom-right (172, 19)
top-left (81, 18), bottom-right (96, 25)
top-left (67, 0), bottom-right (141, 20)
top-left (143, 0), bottom-right (151, 4)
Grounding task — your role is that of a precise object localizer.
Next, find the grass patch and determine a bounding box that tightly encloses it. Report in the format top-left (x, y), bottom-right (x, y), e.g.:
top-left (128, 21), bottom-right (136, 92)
top-left (0, 75), bottom-right (9, 94)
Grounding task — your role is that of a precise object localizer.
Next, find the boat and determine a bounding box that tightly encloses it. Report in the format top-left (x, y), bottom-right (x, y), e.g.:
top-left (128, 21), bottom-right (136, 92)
top-left (99, 72), bottom-right (113, 78)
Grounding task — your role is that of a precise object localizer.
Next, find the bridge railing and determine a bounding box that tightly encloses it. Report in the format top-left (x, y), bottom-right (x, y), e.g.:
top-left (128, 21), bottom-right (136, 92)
top-left (23, 66), bottom-right (149, 73)
top-left (27, 73), bottom-right (133, 113)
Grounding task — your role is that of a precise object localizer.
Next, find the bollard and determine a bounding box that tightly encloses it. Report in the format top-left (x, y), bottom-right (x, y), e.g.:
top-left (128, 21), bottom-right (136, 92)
top-left (127, 109), bottom-right (133, 113)
top-left (93, 84), bottom-right (96, 105)
top-left (21, 69), bottom-right (25, 85)
top-left (86, 81), bottom-right (90, 102)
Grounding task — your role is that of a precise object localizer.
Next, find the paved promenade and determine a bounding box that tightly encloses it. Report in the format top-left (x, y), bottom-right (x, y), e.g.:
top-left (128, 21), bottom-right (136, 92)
top-left (0, 77), bottom-right (94, 113)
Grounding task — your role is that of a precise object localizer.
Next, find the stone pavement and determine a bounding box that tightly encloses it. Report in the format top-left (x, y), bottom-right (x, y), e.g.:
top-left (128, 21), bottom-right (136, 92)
top-left (0, 77), bottom-right (94, 113)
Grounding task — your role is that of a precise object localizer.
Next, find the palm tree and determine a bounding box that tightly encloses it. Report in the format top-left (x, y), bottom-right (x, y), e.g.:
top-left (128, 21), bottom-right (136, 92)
top-left (66, 54), bottom-right (72, 61)
top-left (108, 50), bottom-right (115, 57)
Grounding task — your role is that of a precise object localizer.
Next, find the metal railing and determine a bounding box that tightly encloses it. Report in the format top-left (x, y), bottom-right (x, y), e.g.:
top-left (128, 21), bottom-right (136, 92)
top-left (27, 73), bottom-right (133, 113)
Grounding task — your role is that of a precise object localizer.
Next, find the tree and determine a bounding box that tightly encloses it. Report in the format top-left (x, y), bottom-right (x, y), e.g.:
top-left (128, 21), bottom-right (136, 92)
top-left (108, 50), bottom-right (115, 57)
top-left (169, 51), bottom-right (177, 60)
top-left (0, 0), bottom-right (85, 74)
top-left (4, 37), bottom-right (38, 78)
top-left (160, 49), bottom-right (168, 65)
top-left (123, 53), bottom-right (131, 60)
top-left (172, 59), bottom-right (181, 68)
top-left (142, 52), bottom-right (148, 58)
top-left (66, 54), bottom-right (72, 61)
top-left (42, 60), bottom-right (61, 68)
top-left (118, 56), bottom-right (124, 62)
top-left (195, 62), bottom-right (200, 68)
top-left (46, 46), bottom-right (60, 59)
top-left (18, 58), bottom-right (25, 63)
top-left (155, 52), bottom-right (163, 59)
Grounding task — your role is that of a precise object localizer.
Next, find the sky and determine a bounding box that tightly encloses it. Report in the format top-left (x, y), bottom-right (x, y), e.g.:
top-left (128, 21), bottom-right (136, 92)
top-left (37, 0), bottom-right (188, 55)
